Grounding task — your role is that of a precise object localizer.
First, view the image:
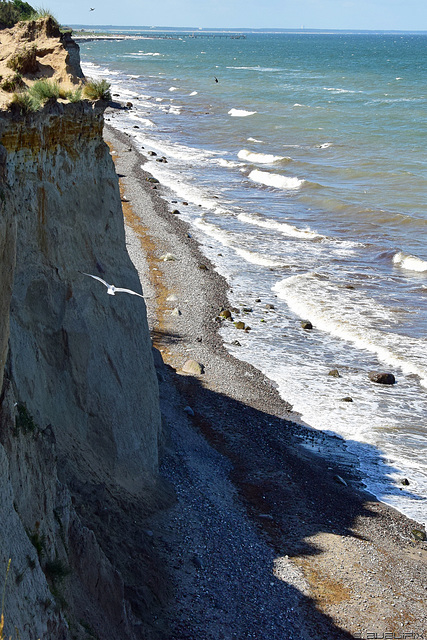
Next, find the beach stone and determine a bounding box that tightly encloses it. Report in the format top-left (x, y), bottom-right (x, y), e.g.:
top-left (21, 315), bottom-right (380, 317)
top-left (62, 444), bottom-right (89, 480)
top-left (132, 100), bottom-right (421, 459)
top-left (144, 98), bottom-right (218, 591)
top-left (166, 294), bottom-right (178, 302)
top-left (160, 253), bottom-right (177, 261)
top-left (183, 406), bottom-right (195, 416)
top-left (126, 102), bottom-right (133, 108)
top-left (400, 478), bottom-right (410, 486)
top-left (255, 298), bottom-right (261, 302)
top-left (328, 369), bottom-right (341, 378)
top-left (244, 326), bottom-right (252, 332)
top-left (171, 307), bottom-right (181, 316)
top-left (171, 209), bottom-right (180, 215)
top-left (146, 177), bottom-right (159, 183)
top-left (301, 320), bottom-right (313, 330)
top-left (182, 360), bottom-right (204, 375)
top-left (411, 529), bottom-right (426, 542)
top-left (182, 201), bottom-right (189, 205)
top-left (219, 309), bottom-right (232, 319)
top-left (198, 263), bottom-right (208, 270)
top-left (234, 321), bottom-right (245, 330)
top-left (341, 397), bottom-right (353, 402)
top-left (265, 303), bottom-right (275, 310)
top-left (147, 151), bottom-right (157, 156)
top-left (232, 340), bottom-right (241, 346)
top-left (333, 475), bottom-right (348, 487)
top-left (369, 372), bottom-right (396, 385)
top-left (133, 125), bottom-right (139, 129)
top-left (192, 554), bottom-right (203, 569)
top-left (242, 307), bottom-right (253, 313)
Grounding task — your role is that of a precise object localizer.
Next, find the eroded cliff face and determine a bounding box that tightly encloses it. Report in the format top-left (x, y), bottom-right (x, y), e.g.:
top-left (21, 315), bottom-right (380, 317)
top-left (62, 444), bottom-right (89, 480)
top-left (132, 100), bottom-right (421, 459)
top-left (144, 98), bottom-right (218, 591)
top-left (0, 16), bottom-right (83, 106)
top-left (2, 99), bottom-right (161, 494)
top-left (0, 45), bottom-right (164, 640)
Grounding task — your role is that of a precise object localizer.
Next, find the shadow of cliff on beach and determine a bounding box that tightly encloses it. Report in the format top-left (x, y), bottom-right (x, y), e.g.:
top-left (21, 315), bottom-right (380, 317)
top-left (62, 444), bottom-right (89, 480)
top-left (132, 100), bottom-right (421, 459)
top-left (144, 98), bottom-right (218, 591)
top-left (150, 355), bottom-right (424, 640)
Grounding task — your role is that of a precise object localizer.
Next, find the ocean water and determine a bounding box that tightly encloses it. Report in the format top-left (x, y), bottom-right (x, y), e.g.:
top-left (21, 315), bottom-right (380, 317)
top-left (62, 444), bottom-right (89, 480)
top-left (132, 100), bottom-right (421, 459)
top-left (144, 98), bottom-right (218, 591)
top-left (77, 29), bottom-right (427, 524)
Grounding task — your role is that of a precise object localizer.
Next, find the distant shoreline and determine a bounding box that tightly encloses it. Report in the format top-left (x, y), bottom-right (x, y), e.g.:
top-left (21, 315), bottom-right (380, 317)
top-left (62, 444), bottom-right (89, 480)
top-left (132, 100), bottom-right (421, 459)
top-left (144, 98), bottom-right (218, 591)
top-left (71, 25), bottom-right (427, 36)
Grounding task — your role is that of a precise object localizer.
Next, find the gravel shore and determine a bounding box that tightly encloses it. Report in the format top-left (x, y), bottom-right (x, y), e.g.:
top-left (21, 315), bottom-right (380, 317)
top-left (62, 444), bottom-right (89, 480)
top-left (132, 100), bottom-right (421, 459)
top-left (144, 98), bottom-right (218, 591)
top-left (104, 122), bottom-right (427, 640)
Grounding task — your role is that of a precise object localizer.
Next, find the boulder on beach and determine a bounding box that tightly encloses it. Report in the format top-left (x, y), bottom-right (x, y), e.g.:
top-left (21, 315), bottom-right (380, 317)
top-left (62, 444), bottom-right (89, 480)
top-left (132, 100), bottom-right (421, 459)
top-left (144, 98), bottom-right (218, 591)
top-left (301, 320), bottom-right (313, 330)
top-left (411, 529), bottom-right (426, 542)
top-left (219, 309), bottom-right (232, 319)
top-left (328, 369), bottom-right (341, 378)
top-left (234, 321), bottom-right (246, 330)
top-left (368, 372), bottom-right (396, 385)
top-left (160, 253), bottom-right (177, 261)
top-left (182, 360), bottom-right (205, 375)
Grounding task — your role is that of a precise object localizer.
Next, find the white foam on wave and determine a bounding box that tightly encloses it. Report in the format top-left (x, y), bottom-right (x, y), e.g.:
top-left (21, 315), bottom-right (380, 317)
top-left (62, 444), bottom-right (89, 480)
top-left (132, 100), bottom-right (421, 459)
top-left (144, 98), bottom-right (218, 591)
top-left (228, 108), bottom-right (257, 117)
top-left (273, 273), bottom-right (427, 386)
top-left (237, 212), bottom-right (323, 240)
top-left (226, 66), bottom-right (283, 73)
top-left (194, 219), bottom-right (288, 268)
top-left (142, 164), bottom-right (229, 215)
top-left (217, 158), bottom-right (242, 168)
top-left (248, 169), bottom-right (304, 190)
top-left (189, 91), bottom-right (198, 96)
top-left (169, 86), bottom-right (179, 92)
top-left (323, 87), bottom-right (358, 94)
top-left (234, 247), bottom-right (289, 268)
top-left (393, 251), bottom-right (427, 273)
top-left (247, 137), bottom-right (264, 143)
top-left (238, 149), bottom-right (288, 164)
top-left (168, 106), bottom-right (182, 115)
top-left (317, 142), bottom-right (333, 149)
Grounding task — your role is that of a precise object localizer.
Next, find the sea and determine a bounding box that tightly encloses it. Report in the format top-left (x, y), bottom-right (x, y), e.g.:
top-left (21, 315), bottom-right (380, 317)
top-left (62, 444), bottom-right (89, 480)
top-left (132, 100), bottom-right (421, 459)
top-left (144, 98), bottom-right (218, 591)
top-left (76, 27), bottom-right (427, 525)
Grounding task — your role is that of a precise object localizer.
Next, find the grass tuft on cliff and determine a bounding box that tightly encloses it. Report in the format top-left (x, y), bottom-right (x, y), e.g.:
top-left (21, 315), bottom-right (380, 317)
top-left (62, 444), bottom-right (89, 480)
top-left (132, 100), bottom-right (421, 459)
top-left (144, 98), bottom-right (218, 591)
top-left (83, 78), bottom-right (111, 102)
top-left (1, 72), bottom-right (24, 92)
top-left (9, 80), bottom-right (84, 111)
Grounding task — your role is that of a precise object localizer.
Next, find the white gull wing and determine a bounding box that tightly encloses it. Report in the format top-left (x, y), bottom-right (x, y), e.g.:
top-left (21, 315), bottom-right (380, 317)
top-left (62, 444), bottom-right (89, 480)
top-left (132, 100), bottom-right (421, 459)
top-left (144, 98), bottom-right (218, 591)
top-left (113, 287), bottom-right (144, 298)
top-left (82, 272), bottom-right (111, 288)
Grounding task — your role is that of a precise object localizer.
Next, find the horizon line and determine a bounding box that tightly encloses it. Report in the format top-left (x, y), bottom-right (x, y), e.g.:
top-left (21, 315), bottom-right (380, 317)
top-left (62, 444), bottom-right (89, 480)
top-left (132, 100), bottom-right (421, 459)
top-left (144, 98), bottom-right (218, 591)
top-left (70, 24), bottom-right (427, 34)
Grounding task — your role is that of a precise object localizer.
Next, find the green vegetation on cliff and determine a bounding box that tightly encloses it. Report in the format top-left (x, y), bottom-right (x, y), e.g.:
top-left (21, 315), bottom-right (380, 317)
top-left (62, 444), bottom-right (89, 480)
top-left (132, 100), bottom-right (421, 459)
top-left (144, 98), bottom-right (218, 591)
top-left (0, 1), bottom-right (36, 28)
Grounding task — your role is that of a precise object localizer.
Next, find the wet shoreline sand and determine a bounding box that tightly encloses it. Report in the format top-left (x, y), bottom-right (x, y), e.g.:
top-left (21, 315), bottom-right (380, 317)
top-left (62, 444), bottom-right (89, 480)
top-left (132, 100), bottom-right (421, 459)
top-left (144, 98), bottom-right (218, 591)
top-left (105, 121), bottom-right (427, 639)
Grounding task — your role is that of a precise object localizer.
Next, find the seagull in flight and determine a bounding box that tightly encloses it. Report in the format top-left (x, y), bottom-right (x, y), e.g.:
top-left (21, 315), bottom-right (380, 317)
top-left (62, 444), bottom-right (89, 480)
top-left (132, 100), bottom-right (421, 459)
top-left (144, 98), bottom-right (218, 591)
top-left (82, 272), bottom-right (144, 297)
top-left (89, 7), bottom-right (95, 11)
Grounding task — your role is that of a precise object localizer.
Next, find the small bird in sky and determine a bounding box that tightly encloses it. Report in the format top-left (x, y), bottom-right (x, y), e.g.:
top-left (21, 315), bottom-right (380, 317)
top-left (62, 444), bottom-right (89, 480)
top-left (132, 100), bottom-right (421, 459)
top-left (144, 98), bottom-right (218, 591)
top-left (214, 76), bottom-right (219, 83)
top-left (82, 272), bottom-right (144, 297)
top-left (89, 7), bottom-right (95, 11)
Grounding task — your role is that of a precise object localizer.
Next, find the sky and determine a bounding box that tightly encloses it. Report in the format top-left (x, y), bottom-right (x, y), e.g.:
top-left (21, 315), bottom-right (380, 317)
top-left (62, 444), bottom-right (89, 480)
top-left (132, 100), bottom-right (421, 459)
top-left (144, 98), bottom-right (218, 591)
top-left (46, 0), bottom-right (427, 31)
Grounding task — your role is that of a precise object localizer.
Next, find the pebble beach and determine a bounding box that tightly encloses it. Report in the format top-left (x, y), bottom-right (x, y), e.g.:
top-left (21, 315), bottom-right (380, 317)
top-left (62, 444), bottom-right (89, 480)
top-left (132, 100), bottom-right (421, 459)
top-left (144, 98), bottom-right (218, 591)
top-left (104, 122), bottom-right (427, 639)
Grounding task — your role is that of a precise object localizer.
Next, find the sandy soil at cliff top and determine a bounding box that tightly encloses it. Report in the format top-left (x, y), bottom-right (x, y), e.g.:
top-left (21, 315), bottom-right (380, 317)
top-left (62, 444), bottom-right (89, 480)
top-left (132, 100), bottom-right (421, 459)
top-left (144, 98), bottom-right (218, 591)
top-left (104, 122), bottom-right (427, 640)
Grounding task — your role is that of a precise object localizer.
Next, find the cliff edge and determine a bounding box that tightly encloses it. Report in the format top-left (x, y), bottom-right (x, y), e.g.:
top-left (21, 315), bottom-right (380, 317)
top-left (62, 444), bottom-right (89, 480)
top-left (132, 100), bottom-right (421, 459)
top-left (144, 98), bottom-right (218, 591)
top-left (0, 17), bottom-right (165, 639)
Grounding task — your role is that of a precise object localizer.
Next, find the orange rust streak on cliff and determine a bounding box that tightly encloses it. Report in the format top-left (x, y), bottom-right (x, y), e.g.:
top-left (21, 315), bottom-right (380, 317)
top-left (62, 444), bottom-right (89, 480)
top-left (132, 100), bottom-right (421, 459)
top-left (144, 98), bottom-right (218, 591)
top-left (0, 115), bottom-right (104, 158)
top-left (107, 145), bottom-right (173, 360)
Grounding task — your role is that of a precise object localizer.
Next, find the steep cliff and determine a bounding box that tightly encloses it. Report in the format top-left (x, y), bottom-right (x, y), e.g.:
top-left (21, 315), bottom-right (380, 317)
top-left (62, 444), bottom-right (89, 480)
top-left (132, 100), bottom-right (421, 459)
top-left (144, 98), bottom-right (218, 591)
top-left (0, 18), bottom-right (164, 640)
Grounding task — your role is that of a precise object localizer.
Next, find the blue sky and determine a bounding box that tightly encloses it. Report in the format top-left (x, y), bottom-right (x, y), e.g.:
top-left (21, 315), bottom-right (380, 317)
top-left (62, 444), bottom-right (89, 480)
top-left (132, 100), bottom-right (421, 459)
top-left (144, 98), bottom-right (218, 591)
top-left (47, 0), bottom-right (427, 31)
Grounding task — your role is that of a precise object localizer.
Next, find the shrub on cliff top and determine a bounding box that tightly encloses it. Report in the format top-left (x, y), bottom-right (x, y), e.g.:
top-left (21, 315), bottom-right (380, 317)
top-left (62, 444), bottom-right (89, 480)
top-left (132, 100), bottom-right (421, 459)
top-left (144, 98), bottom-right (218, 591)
top-left (0, 0), bottom-right (36, 28)
top-left (83, 78), bottom-right (111, 102)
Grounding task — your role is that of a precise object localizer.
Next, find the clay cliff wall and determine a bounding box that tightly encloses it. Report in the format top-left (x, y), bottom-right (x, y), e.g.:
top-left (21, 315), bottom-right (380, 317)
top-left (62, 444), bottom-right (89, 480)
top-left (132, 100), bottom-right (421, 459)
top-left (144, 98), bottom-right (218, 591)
top-left (0, 22), bottom-right (164, 639)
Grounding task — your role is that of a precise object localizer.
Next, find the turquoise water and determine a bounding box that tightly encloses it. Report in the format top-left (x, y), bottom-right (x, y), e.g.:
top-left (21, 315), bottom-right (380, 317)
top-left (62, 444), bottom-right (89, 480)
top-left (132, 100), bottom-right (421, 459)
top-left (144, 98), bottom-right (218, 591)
top-left (78, 30), bottom-right (427, 523)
